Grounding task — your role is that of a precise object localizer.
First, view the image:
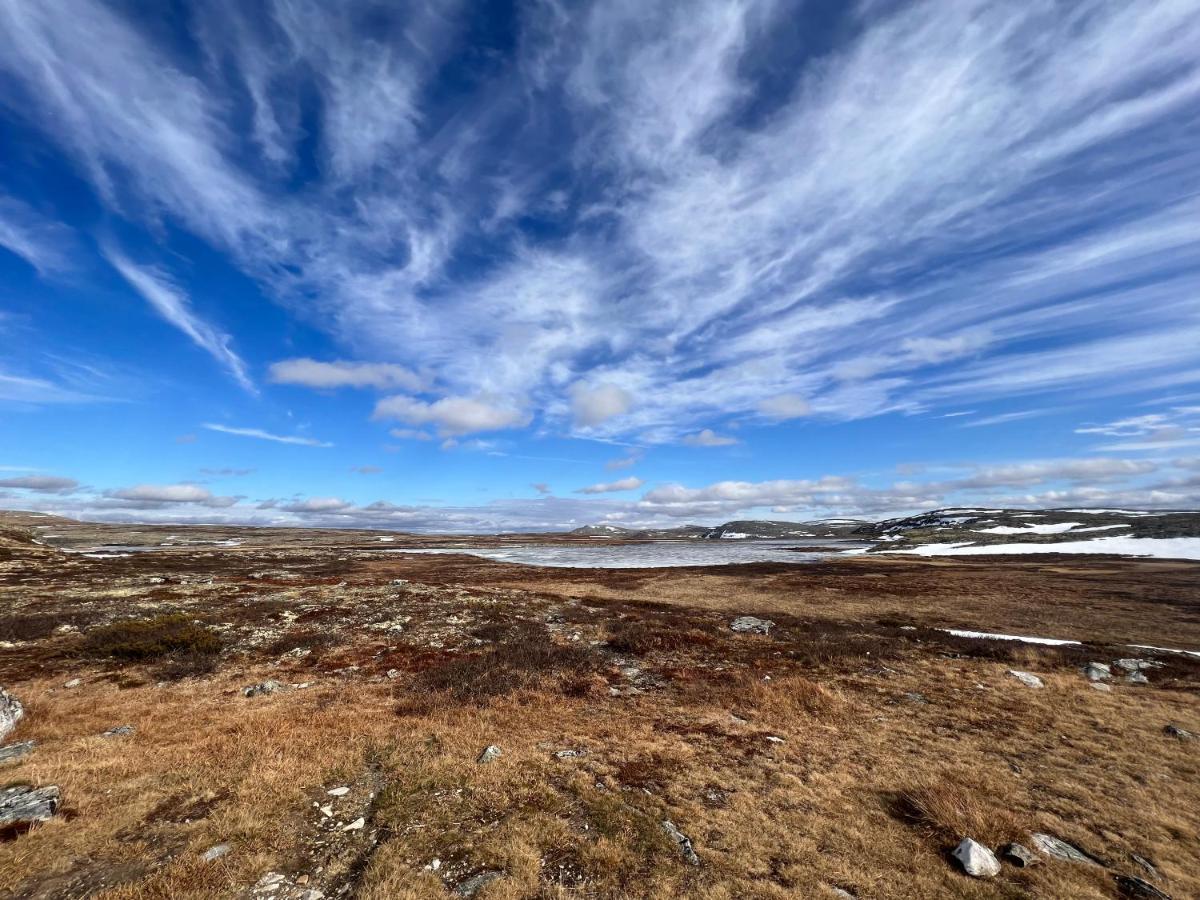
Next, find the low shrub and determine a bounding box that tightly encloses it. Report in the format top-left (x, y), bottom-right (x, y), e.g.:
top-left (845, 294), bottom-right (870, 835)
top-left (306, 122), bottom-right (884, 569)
top-left (82, 613), bottom-right (222, 661)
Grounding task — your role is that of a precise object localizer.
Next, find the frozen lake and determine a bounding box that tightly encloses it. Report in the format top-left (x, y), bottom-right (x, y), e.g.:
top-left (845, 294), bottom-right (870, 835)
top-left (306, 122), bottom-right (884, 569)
top-left (388, 538), bottom-right (865, 568)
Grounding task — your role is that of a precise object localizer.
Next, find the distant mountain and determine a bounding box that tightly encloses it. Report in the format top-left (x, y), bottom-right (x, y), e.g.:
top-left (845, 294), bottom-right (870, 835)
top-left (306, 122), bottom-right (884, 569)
top-left (570, 518), bottom-right (868, 540)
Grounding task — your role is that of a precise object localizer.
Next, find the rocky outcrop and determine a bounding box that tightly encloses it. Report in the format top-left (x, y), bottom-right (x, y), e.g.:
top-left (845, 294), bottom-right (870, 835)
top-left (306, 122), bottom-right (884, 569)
top-left (662, 820), bottom-right (701, 866)
top-left (0, 784), bottom-right (60, 829)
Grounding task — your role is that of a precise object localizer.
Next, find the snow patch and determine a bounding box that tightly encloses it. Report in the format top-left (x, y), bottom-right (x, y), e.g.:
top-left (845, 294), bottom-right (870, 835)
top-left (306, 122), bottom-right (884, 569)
top-left (887, 536), bottom-right (1200, 560)
top-left (973, 522), bottom-right (1083, 535)
top-left (941, 628), bottom-right (1080, 647)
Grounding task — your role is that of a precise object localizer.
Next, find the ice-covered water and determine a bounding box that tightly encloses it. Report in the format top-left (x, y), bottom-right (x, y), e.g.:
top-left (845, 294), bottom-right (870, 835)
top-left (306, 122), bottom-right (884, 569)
top-left (388, 538), bottom-right (864, 568)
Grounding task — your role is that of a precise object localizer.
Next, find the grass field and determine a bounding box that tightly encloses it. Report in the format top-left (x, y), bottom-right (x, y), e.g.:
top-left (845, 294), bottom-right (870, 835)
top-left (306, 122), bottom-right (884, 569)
top-left (1, 515), bottom-right (1198, 898)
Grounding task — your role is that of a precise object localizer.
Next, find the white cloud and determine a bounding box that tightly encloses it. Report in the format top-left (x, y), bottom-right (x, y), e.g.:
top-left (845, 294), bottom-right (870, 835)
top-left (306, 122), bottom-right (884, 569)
top-left (757, 394), bottom-right (811, 420)
top-left (278, 497), bottom-right (352, 513)
top-left (105, 248), bottom-right (253, 392)
top-left (681, 428), bottom-right (739, 447)
top-left (202, 423), bottom-right (332, 447)
top-left (373, 394), bottom-right (529, 437)
top-left (0, 475), bottom-right (79, 494)
top-left (0, 194), bottom-right (71, 273)
top-left (106, 483), bottom-right (238, 507)
top-left (570, 383), bottom-right (633, 427)
top-left (269, 358), bottom-right (424, 392)
top-left (576, 476), bottom-right (644, 494)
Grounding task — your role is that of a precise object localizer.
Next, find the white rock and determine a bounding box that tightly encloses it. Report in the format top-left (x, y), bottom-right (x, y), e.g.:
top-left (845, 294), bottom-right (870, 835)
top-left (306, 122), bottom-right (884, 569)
top-left (319, 804), bottom-right (333, 817)
top-left (326, 786), bottom-right (350, 797)
top-left (1007, 670), bottom-right (1044, 689)
top-left (201, 843), bottom-right (230, 862)
top-left (952, 837), bottom-right (1001, 877)
top-left (1083, 663), bottom-right (1111, 682)
top-left (343, 817), bottom-right (365, 831)
top-left (0, 689), bottom-right (23, 743)
top-left (477, 744), bottom-right (502, 764)
top-left (64, 678), bottom-right (83, 689)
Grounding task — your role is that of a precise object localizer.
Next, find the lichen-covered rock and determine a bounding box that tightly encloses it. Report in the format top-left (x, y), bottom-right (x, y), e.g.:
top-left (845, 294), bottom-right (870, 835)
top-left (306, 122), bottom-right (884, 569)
top-left (1083, 662), bottom-right (1111, 682)
top-left (1164, 724), bottom-right (1193, 741)
top-left (477, 745), bottom-right (502, 764)
top-left (242, 680), bottom-right (282, 697)
top-left (730, 616), bottom-right (774, 634)
top-left (952, 838), bottom-right (1000, 877)
top-left (0, 740), bottom-right (35, 763)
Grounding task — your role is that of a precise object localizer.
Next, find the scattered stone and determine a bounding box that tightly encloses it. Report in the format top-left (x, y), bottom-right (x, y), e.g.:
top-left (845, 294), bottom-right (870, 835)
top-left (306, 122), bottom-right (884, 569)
top-left (1163, 724), bottom-right (1193, 741)
top-left (0, 740), bottom-right (35, 763)
top-left (102, 725), bottom-right (135, 738)
top-left (1032, 832), bottom-right (1100, 865)
top-left (200, 843), bottom-right (230, 862)
top-left (553, 748), bottom-right (586, 759)
top-left (319, 804), bottom-right (333, 817)
top-left (1112, 659), bottom-right (1161, 674)
top-left (453, 870), bottom-right (503, 897)
top-left (1090, 682), bottom-right (1113, 693)
top-left (1007, 670), bottom-right (1044, 689)
top-left (662, 820), bottom-right (701, 866)
top-left (1000, 842), bottom-right (1039, 867)
top-left (1132, 855), bottom-right (1158, 878)
top-left (342, 817), bottom-right (365, 831)
top-left (477, 744), bottom-right (502, 764)
top-left (1083, 663), bottom-right (1111, 682)
top-left (0, 688), bottom-right (24, 742)
top-left (326, 786), bottom-right (350, 797)
top-left (1126, 672), bottom-right (1150, 686)
top-left (952, 837), bottom-right (1000, 877)
top-left (386, 669), bottom-right (401, 679)
top-left (242, 680), bottom-right (282, 697)
top-left (63, 678), bottom-right (83, 689)
top-left (0, 784), bottom-right (60, 828)
top-left (829, 889), bottom-right (856, 900)
top-left (903, 691), bottom-right (928, 704)
top-left (766, 735), bottom-right (786, 743)
top-left (730, 616), bottom-right (774, 634)
top-left (424, 858), bottom-right (441, 872)
top-left (1116, 874), bottom-right (1173, 899)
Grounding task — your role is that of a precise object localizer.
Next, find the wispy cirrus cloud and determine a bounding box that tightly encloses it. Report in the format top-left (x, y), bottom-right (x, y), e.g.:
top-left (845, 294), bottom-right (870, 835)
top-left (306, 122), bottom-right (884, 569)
top-left (105, 248), bottom-right (254, 392)
top-left (0, 0), bottom-right (1197, 440)
top-left (202, 423), bottom-right (332, 447)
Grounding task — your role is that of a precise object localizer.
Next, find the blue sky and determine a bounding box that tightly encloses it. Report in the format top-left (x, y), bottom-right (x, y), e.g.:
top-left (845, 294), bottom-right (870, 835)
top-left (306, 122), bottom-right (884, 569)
top-left (1, 0), bottom-right (1199, 531)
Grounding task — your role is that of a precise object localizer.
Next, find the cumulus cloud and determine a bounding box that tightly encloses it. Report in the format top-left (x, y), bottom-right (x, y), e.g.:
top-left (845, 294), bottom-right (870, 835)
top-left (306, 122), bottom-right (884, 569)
top-left (373, 394), bottom-right (529, 437)
top-left (106, 483), bottom-right (238, 507)
top-left (202, 423), bottom-right (333, 447)
top-left (575, 476), bottom-right (644, 494)
top-left (269, 358), bottom-right (424, 392)
top-left (0, 475), bottom-right (80, 494)
top-left (569, 384), bottom-right (633, 428)
top-left (681, 429), bottom-right (739, 447)
top-left (278, 497), bottom-right (352, 513)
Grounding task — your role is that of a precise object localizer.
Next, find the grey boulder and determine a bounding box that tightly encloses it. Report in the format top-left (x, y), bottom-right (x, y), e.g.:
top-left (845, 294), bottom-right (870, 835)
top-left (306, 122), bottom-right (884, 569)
top-left (1007, 670), bottom-right (1044, 689)
top-left (0, 740), bottom-right (35, 763)
top-left (0, 784), bottom-right (60, 828)
top-left (1000, 842), bottom-right (1039, 867)
top-left (1032, 832), bottom-right (1100, 865)
top-left (662, 819), bottom-right (701, 866)
top-left (1083, 662), bottom-right (1111, 682)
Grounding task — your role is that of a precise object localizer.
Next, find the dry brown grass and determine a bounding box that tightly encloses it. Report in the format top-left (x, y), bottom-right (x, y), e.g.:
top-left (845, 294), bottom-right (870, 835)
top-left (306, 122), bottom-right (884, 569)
top-left (1, 526), bottom-right (1198, 898)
